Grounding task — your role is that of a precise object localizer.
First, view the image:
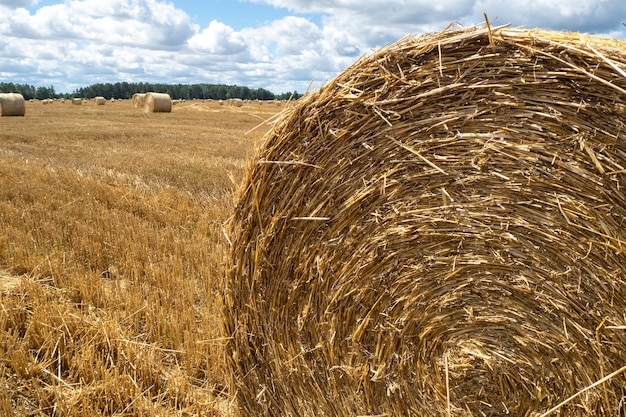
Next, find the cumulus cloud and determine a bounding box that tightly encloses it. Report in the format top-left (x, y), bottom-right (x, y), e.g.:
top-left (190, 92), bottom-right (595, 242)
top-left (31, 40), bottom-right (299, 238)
top-left (2, 0), bottom-right (194, 47)
top-left (473, 0), bottom-right (626, 33)
top-left (231, 16), bottom-right (354, 92)
top-left (0, 0), bottom-right (625, 94)
top-left (251, 16), bottom-right (323, 56)
top-left (252, 0), bottom-right (626, 36)
top-left (251, 0), bottom-right (475, 21)
top-left (242, 0), bottom-right (626, 93)
top-left (188, 20), bottom-right (247, 55)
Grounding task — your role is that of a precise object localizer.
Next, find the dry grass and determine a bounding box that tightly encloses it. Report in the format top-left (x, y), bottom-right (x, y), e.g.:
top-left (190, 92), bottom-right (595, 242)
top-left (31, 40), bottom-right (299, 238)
top-left (0, 98), bottom-right (281, 416)
top-left (225, 26), bottom-right (626, 416)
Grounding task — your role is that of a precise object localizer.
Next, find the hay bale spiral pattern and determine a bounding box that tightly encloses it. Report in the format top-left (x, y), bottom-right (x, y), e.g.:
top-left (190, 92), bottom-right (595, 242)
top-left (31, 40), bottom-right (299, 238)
top-left (225, 26), bottom-right (626, 416)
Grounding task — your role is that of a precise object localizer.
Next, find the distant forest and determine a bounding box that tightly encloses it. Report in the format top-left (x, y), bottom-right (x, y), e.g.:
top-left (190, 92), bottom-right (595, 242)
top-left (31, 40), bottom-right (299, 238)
top-left (0, 82), bottom-right (301, 101)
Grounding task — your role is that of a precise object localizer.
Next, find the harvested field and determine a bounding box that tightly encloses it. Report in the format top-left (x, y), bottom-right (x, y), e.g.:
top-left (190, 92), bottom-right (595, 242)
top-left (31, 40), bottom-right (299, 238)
top-left (0, 98), bottom-right (281, 416)
top-left (225, 26), bottom-right (626, 416)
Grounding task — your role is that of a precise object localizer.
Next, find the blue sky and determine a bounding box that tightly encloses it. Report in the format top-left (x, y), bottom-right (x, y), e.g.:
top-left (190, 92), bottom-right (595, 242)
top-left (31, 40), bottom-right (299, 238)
top-left (187, 1), bottom-right (286, 29)
top-left (0, 0), bottom-right (625, 94)
top-left (175, 0), bottom-right (323, 30)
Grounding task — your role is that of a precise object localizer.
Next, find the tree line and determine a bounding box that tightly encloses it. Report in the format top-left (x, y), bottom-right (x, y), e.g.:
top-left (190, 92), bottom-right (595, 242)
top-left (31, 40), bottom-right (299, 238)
top-left (0, 83), bottom-right (55, 100)
top-left (0, 82), bottom-right (301, 101)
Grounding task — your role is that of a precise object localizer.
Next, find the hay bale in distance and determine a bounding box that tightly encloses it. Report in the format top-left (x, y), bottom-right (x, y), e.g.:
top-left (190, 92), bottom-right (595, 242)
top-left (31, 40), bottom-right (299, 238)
top-left (132, 93), bottom-right (146, 108)
top-left (144, 92), bottom-right (171, 113)
top-left (94, 96), bottom-right (106, 105)
top-left (71, 98), bottom-right (81, 105)
top-left (230, 98), bottom-right (243, 107)
top-left (225, 26), bottom-right (626, 417)
top-left (0, 93), bottom-right (25, 116)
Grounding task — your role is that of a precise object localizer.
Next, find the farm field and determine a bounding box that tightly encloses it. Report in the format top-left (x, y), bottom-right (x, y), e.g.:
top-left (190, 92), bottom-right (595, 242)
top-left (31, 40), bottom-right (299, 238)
top-left (0, 98), bottom-right (284, 416)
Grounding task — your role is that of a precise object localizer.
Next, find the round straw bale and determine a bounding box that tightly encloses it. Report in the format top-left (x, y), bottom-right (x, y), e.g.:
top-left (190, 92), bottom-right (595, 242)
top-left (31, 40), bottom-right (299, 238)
top-left (94, 96), bottom-right (106, 105)
top-left (225, 26), bottom-right (626, 417)
top-left (144, 92), bottom-right (171, 113)
top-left (231, 98), bottom-right (243, 107)
top-left (71, 98), bottom-right (81, 105)
top-left (0, 93), bottom-right (25, 116)
top-left (132, 93), bottom-right (146, 108)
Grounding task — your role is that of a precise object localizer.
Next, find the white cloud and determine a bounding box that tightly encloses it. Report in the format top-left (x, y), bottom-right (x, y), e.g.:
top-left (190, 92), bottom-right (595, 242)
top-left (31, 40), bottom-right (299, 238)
top-left (188, 20), bottom-right (247, 55)
top-left (0, 0), bottom-right (625, 94)
top-left (250, 16), bottom-right (323, 56)
top-left (2, 0), bottom-right (194, 47)
top-left (473, 0), bottom-right (626, 33)
top-left (250, 0), bottom-right (475, 23)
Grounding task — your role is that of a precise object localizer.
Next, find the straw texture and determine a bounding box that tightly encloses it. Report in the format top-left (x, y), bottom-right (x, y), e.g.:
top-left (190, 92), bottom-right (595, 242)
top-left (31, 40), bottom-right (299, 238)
top-left (144, 92), bottom-right (172, 113)
top-left (132, 93), bottom-right (146, 107)
top-left (225, 26), bottom-right (626, 417)
top-left (0, 93), bottom-right (25, 116)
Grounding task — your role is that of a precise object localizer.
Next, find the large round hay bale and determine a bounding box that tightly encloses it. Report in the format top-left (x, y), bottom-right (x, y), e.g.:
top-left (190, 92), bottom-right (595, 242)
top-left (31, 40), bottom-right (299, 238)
top-left (71, 98), bottom-right (81, 105)
top-left (144, 92), bottom-right (171, 113)
top-left (230, 98), bottom-right (243, 107)
top-left (94, 96), bottom-right (106, 105)
top-left (132, 93), bottom-right (146, 108)
top-left (0, 93), bottom-right (25, 116)
top-left (224, 26), bottom-right (626, 417)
